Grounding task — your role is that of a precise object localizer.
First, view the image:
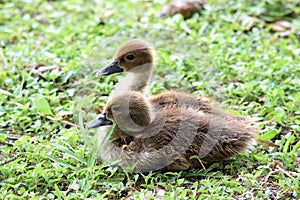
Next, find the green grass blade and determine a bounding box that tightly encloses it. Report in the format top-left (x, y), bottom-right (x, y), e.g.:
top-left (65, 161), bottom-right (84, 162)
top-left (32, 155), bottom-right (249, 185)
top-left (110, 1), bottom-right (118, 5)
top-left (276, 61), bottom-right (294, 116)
top-left (47, 155), bottom-right (76, 170)
top-left (50, 143), bottom-right (87, 165)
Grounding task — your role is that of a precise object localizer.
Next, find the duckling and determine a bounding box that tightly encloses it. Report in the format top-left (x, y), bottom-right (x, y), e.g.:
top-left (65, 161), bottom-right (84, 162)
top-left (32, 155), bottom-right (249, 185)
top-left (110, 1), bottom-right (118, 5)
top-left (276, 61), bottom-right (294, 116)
top-left (90, 91), bottom-right (257, 172)
top-left (97, 39), bottom-right (154, 96)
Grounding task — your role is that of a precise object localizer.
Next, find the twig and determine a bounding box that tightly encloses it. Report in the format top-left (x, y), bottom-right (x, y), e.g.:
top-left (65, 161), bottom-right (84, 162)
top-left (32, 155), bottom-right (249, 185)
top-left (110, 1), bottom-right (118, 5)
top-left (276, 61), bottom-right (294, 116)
top-left (276, 165), bottom-right (294, 179)
top-left (0, 141), bottom-right (13, 146)
top-left (0, 154), bottom-right (19, 166)
top-left (46, 116), bottom-right (80, 128)
top-left (37, 65), bottom-right (58, 73)
top-left (6, 134), bottom-right (22, 140)
top-left (4, 101), bottom-right (23, 106)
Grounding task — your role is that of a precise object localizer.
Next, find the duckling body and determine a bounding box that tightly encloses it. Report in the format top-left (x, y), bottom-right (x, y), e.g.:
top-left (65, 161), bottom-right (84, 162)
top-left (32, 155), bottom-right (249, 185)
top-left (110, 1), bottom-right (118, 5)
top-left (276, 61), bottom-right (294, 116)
top-left (94, 92), bottom-right (257, 172)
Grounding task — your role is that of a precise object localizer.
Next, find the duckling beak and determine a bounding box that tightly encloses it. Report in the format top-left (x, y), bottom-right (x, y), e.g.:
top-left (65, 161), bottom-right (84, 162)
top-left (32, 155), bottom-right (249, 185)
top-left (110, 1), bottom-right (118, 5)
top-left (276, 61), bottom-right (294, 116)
top-left (96, 60), bottom-right (124, 77)
top-left (86, 112), bottom-right (113, 129)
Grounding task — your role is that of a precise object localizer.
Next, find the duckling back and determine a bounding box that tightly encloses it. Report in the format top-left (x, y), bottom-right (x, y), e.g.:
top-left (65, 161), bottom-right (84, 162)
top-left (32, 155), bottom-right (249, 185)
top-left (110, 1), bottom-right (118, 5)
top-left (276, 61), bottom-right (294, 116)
top-left (150, 91), bottom-right (211, 113)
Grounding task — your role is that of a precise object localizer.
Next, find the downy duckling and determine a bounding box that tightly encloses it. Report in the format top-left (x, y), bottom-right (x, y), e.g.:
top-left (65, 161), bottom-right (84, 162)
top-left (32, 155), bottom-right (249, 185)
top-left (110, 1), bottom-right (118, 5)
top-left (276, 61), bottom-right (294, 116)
top-left (90, 91), bottom-right (257, 172)
top-left (97, 39), bottom-right (154, 95)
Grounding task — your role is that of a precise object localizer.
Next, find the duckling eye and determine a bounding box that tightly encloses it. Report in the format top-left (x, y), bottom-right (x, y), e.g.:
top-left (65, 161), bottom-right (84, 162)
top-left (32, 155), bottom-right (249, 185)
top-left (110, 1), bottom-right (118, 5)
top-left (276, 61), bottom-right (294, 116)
top-left (125, 54), bottom-right (135, 61)
top-left (112, 105), bottom-right (122, 112)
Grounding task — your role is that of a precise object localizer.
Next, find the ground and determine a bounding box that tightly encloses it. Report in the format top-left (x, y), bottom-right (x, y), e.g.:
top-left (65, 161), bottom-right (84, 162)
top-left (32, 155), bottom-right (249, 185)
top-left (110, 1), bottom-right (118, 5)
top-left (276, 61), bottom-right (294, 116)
top-left (0, 0), bottom-right (300, 199)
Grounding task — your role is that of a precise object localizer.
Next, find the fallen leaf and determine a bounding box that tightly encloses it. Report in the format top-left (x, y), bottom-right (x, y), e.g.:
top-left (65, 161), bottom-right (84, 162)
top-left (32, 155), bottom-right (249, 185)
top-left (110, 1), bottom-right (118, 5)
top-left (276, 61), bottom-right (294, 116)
top-left (278, 30), bottom-right (292, 37)
top-left (159, 0), bottom-right (205, 20)
top-left (273, 160), bottom-right (285, 170)
top-left (272, 24), bottom-right (286, 32)
top-left (271, 20), bottom-right (292, 32)
top-left (25, 63), bottom-right (46, 72)
top-left (257, 139), bottom-right (278, 149)
top-left (274, 21), bottom-right (292, 29)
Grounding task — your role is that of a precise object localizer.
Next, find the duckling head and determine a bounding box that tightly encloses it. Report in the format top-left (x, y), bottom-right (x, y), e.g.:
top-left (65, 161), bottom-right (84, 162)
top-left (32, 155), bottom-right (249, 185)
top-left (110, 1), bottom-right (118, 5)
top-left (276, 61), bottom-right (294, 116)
top-left (105, 91), bottom-right (153, 133)
top-left (97, 39), bottom-right (154, 76)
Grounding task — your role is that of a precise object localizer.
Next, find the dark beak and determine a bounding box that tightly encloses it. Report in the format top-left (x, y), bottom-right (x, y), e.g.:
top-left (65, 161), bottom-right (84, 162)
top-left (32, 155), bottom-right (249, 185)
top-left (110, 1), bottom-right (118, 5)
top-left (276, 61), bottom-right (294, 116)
top-left (86, 112), bottom-right (113, 129)
top-left (96, 60), bottom-right (124, 77)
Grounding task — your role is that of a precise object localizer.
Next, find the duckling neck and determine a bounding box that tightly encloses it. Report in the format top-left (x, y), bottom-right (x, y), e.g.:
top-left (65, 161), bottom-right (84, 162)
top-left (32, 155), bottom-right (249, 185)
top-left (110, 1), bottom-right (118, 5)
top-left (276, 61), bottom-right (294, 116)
top-left (113, 64), bottom-right (153, 96)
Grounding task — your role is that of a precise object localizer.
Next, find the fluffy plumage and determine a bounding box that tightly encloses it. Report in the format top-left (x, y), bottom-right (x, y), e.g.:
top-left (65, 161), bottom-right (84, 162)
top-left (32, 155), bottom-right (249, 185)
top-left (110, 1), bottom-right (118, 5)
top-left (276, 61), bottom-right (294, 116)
top-left (95, 92), bottom-right (257, 172)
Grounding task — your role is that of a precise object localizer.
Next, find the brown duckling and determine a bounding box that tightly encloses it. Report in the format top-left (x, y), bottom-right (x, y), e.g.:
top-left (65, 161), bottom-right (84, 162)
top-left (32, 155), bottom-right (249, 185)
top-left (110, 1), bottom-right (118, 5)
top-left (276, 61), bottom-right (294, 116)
top-left (91, 91), bottom-right (257, 172)
top-left (97, 39), bottom-right (154, 95)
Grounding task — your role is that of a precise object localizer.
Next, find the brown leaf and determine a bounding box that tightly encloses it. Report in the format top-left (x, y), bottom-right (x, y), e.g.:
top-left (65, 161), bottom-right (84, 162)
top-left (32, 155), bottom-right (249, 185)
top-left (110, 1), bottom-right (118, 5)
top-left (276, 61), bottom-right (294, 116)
top-left (273, 160), bottom-right (285, 170)
top-left (271, 20), bottom-right (292, 32)
top-left (24, 63), bottom-right (46, 71)
top-left (159, 0), bottom-right (205, 20)
top-left (278, 30), bottom-right (292, 38)
top-left (272, 24), bottom-right (286, 32)
top-left (274, 21), bottom-right (292, 29)
top-left (257, 139), bottom-right (278, 149)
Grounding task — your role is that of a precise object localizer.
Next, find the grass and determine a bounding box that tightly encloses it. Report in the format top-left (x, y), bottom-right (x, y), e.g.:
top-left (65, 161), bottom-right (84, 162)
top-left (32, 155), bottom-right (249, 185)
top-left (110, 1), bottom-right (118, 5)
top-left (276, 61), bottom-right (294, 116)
top-left (1, 0), bottom-right (300, 199)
